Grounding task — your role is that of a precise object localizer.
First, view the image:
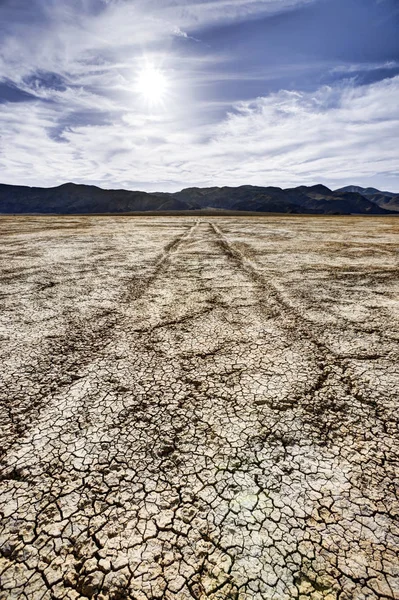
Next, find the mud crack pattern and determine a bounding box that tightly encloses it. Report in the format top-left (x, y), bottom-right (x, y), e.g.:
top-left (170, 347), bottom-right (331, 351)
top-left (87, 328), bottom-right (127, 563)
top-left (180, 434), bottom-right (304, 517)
top-left (0, 216), bottom-right (398, 600)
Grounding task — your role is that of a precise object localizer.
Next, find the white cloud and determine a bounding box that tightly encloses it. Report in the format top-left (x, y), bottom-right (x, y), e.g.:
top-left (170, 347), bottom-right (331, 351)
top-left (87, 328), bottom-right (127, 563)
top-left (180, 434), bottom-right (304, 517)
top-left (173, 26), bottom-right (189, 38)
top-left (1, 76), bottom-right (398, 191)
top-left (0, 0), bottom-right (398, 192)
top-left (0, 0), bottom-right (317, 83)
top-left (154, 0), bottom-right (317, 27)
top-left (331, 60), bottom-right (399, 74)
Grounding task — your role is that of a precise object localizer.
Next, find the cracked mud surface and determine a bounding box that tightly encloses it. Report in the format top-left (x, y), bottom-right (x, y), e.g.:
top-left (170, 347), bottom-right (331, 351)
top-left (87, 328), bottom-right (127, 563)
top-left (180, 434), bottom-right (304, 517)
top-left (0, 215), bottom-right (398, 600)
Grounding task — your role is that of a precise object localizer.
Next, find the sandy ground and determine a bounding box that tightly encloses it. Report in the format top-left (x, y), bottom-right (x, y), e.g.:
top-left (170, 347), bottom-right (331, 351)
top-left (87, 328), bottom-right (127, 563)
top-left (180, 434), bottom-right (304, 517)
top-left (0, 215), bottom-right (398, 600)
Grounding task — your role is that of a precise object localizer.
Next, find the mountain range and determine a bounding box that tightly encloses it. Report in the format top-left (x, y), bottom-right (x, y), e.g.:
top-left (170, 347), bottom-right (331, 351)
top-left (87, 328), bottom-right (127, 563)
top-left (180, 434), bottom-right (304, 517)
top-left (0, 182), bottom-right (398, 215)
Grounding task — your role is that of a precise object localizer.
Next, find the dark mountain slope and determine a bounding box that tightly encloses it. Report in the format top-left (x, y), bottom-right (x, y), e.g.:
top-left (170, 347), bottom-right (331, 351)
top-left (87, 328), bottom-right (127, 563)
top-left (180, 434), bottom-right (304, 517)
top-left (231, 195), bottom-right (316, 214)
top-left (0, 182), bottom-right (396, 214)
top-left (335, 185), bottom-right (399, 212)
top-left (0, 183), bottom-right (195, 213)
top-left (370, 194), bottom-right (399, 212)
top-left (300, 191), bottom-right (388, 214)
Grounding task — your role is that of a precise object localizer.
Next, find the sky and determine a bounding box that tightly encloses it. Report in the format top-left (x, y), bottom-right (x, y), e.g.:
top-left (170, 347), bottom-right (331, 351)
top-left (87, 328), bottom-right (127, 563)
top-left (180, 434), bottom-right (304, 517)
top-left (0, 0), bottom-right (399, 192)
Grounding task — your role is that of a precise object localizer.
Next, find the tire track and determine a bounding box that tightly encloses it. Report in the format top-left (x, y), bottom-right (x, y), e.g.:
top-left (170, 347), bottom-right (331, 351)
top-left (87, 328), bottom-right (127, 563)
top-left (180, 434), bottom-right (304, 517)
top-left (210, 221), bottom-right (396, 432)
top-left (0, 222), bottom-right (198, 458)
top-left (126, 220), bottom-right (199, 301)
top-left (210, 222), bottom-right (395, 350)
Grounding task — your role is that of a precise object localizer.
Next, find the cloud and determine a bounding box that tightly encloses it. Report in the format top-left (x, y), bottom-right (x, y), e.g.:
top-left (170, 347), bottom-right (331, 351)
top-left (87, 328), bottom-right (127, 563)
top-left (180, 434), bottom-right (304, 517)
top-left (331, 61), bottom-right (399, 74)
top-left (0, 0), bottom-right (252, 115)
top-left (172, 26), bottom-right (201, 42)
top-left (1, 76), bottom-right (398, 191)
top-left (0, 0), bottom-right (398, 192)
top-left (0, 0), bottom-right (317, 83)
top-left (173, 26), bottom-right (190, 38)
top-left (155, 0), bottom-right (317, 28)
top-left (204, 78), bottom-right (399, 186)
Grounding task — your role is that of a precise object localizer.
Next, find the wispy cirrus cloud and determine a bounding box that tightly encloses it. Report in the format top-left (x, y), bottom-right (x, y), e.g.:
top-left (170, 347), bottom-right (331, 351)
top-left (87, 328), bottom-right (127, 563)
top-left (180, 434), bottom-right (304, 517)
top-left (0, 0), bottom-right (316, 79)
top-left (331, 61), bottom-right (399, 74)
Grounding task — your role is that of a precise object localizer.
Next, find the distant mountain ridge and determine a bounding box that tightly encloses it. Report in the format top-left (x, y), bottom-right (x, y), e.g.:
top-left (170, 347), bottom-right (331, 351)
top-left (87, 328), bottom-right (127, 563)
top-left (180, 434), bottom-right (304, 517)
top-left (0, 182), bottom-right (398, 215)
top-left (335, 185), bottom-right (399, 212)
top-left (336, 185), bottom-right (396, 197)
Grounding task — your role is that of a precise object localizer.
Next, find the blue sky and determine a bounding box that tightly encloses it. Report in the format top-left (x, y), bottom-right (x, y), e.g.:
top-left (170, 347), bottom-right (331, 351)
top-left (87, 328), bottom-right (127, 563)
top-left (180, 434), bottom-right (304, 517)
top-left (0, 0), bottom-right (398, 191)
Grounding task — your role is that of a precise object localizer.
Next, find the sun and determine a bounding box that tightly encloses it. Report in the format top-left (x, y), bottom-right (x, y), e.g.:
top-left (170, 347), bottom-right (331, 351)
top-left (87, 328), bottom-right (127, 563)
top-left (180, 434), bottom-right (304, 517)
top-left (136, 63), bottom-right (169, 106)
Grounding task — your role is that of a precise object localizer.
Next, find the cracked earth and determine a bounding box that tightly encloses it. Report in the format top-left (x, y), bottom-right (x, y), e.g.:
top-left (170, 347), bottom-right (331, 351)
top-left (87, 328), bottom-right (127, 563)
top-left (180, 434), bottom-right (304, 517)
top-left (0, 216), bottom-right (398, 600)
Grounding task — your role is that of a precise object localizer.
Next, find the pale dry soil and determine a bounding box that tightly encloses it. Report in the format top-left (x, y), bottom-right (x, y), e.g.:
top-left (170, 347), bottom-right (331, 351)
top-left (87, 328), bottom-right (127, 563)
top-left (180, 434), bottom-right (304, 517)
top-left (0, 216), bottom-right (398, 600)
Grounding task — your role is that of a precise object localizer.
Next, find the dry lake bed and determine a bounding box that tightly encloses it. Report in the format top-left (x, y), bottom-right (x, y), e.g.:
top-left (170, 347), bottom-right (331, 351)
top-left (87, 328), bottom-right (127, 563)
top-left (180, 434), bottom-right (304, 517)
top-left (0, 215), bottom-right (398, 600)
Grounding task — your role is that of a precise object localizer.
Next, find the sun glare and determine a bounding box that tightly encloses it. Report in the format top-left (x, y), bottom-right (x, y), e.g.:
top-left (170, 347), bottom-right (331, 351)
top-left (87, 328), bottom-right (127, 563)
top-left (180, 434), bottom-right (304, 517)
top-left (136, 64), bottom-right (169, 105)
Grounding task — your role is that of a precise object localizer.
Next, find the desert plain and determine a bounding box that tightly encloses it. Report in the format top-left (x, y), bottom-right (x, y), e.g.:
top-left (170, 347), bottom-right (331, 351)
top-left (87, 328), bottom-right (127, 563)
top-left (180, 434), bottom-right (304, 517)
top-left (0, 215), bottom-right (398, 600)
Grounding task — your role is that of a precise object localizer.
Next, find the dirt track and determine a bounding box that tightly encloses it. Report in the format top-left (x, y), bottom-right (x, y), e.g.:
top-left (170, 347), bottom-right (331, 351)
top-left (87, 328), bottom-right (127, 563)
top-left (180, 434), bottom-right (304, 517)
top-left (0, 216), bottom-right (398, 600)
